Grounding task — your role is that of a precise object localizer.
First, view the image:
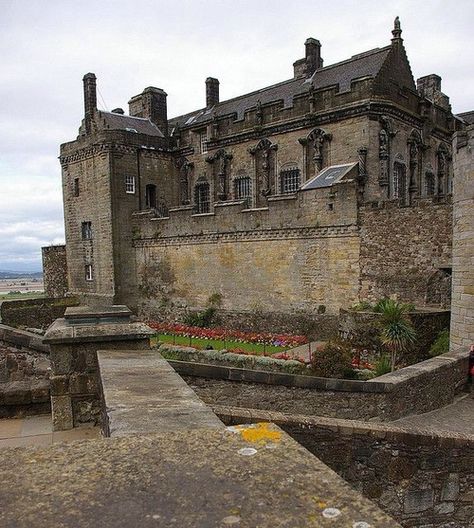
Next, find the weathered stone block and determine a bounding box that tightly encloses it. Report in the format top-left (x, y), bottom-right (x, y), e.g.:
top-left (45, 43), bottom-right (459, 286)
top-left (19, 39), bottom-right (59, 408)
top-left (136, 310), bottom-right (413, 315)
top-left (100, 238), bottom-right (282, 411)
top-left (51, 395), bottom-right (73, 431)
top-left (403, 489), bottom-right (434, 514)
top-left (440, 473), bottom-right (460, 501)
top-left (50, 375), bottom-right (69, 396)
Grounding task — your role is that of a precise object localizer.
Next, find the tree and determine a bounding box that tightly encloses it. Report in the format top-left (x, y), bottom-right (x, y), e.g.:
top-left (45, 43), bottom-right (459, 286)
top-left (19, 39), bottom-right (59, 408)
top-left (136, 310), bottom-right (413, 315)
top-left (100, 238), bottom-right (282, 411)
top-left (377, 299), bottom-right (416, 371)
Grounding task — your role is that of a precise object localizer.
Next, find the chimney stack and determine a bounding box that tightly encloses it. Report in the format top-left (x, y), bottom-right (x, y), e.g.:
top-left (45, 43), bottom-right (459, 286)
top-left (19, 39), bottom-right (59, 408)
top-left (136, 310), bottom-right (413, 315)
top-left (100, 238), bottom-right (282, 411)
top-left (83, 73), bottom-right (97, 134)
top-left (129, 87), bottom-right (168, 136)
top-left (305, 38), bottom-right (323, 77)
top-left (206, 77), bottom-right (219, 107)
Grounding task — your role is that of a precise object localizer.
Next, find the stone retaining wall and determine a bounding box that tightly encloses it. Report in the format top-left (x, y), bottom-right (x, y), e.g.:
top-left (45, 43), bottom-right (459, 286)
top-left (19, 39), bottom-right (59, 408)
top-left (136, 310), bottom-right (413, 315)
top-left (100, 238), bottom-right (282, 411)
top-left (0, 297), bottom-right (79, 330)
top-left (215, 406), bottom-right (474, 528)
top-left (175, 347), bottom-right (468, 421)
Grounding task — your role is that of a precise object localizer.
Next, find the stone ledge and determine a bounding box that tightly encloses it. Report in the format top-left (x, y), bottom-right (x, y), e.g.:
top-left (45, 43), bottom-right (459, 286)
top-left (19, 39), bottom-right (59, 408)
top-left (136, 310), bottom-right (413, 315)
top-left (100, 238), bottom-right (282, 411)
top-left (213, 405), bottom-right (474, 448)
top-left (0, 424), bottom-right (400, 527)
top-left (0, 379), bottom-right (50, 406)
top-left (0, 324), bottom-right (49, 353)
top-left (169, 359), bottom-right (391, 393)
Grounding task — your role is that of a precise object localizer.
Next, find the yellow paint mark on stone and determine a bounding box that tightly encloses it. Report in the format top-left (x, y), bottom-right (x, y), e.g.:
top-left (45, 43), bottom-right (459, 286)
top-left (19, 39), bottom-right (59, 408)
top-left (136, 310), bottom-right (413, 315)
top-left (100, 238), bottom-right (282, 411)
top-left (234, 423), bottom-right (282, 445)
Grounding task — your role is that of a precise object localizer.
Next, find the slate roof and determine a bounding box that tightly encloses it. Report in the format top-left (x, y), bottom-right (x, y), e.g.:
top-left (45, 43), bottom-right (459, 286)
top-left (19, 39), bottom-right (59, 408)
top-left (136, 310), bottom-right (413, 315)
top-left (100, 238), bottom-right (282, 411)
top-left (99, 111), bottom-right (165, 137)
top-left (456, 111), bottom-right (474, 125)
top-left (169, 46), bottom-right (392, 129)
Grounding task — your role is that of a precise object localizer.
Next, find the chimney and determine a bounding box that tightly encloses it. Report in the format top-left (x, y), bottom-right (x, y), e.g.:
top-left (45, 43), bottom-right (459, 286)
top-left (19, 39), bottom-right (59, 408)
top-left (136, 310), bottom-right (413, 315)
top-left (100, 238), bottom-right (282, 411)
top-left (83, 73), bottom-right (97, 134)
top-left (417, 74), bottom-right (450, 110)
top-left (129, 87), bottom-right (168, 136)
top-left (206, 77), bottom-right (219, 107)
top-left (305, 38), bottom-right (323, 77)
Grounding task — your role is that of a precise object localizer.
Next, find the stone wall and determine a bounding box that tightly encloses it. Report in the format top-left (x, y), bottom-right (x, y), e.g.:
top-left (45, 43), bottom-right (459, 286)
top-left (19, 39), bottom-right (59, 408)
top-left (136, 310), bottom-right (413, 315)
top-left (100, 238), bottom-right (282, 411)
top-left (178, 347), bottom-right (468, 421)
top-left (0, 297), bottom-right (79, 330)
top-left (339, 308), bottom-right (450, 362)
top-left (41, 244), bottom-right (68, 298)
top-left (450, 126), bottom-right (474, 349)
top-left (216, 407), bottom-right (474, 528)
top-left (358, 199), bottom-right (452, 307)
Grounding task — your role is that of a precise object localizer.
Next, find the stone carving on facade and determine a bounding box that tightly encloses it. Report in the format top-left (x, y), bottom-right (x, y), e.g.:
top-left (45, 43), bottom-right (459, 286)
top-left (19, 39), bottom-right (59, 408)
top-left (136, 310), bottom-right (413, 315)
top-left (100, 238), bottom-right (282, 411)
top-left (206, 149), bottom-right (233, 201)
top-left (408, 129), bottom-right (423, 200)
top-left (299, 128), bottom-right (332, 180)
top-left (175, 156), bottom-right (194, 205)
top-left (249, 138), bottom-right (278, 204)
top-left (436, 143), bottom-right (450, 196)
top-left (378, 115), bottom-right (396, 188)
top-left (211, 114), bottom-right (219, 140)
top-left (308, 82), bottom-right (317, 114)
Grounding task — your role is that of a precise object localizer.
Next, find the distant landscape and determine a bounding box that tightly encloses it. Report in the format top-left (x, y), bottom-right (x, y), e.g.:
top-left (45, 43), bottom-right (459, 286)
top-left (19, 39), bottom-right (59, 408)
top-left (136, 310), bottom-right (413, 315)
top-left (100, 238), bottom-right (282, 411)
top-left (0, 270), bottom-right (44, 300)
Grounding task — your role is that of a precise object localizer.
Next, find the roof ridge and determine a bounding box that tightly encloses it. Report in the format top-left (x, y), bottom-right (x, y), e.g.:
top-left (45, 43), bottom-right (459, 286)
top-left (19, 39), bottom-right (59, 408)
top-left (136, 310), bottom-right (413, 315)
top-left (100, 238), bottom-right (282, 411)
top-left (100, 110), bottom-right (154, 123)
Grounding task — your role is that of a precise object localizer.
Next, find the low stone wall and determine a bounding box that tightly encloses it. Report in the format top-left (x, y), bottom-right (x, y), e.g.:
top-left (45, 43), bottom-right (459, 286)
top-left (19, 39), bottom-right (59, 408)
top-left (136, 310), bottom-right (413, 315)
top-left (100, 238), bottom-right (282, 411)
top-left (0, 328), bottom-right (51, 418)
top-left (176, 347), bottom-right (469, 421)
top-left (215, 406), bottom-right (474, 528)
top-left (0, 297), bottom-right (79, 330)
top-left (339, 308), bottom-right (451, 362)
top-left (0, 324), bottom-right (49, 353)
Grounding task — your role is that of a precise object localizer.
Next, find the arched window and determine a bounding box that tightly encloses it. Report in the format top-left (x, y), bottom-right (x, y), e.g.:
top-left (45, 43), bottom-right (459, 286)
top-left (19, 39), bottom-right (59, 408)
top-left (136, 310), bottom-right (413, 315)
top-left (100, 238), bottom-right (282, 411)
top-left (145, 184), bottom-right (157, 208)
top-left (393, 161), bottom-right (407, 205)
top-left (194, 180), bottom-right (210, 214)
top-left (279, 167), bottom-right (300, 194)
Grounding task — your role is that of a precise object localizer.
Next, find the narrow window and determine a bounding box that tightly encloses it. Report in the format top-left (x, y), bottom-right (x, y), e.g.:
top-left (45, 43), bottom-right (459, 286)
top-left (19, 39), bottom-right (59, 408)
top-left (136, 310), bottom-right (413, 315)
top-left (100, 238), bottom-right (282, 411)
top-left (81, 221), bottom-right (92, 240)
top-left (194, 182), bottom-right (210, 214)
top-left (199, 131), bottom-right (208, 154)
top-left (425, 172), bottom-right (435, 196)
top-left (280, 168), bottom-right (300, 194)
top-left (125, 175), bottom-right (136, 194)
top-left (85, 264), bottom-right (93, 281)
top-left (145, 184), bottom-right (157, 208)
top-left (73, 178), bottom-right (80, 197)
top-left (234, 177), bottom-right (251, 200)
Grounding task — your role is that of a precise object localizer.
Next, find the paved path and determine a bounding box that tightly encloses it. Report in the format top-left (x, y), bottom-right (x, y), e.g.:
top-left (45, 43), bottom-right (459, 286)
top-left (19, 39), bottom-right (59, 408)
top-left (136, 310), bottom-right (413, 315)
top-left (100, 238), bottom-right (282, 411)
top-left (0, 414), bottom-right (100, 447)
top-left (393, 393), bottom-right (474, 435)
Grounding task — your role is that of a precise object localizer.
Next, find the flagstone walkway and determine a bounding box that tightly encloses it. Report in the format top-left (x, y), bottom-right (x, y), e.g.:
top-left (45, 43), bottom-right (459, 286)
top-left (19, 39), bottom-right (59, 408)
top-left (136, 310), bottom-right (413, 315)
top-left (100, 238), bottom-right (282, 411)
top-left (0, 414), bottom-right (100, 447)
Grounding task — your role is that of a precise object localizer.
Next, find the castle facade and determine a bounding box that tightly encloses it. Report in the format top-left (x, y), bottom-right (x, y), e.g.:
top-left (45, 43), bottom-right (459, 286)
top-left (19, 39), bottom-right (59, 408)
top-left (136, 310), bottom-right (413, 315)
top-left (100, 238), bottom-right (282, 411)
top-left (60, 19), bottom-right (468, 326)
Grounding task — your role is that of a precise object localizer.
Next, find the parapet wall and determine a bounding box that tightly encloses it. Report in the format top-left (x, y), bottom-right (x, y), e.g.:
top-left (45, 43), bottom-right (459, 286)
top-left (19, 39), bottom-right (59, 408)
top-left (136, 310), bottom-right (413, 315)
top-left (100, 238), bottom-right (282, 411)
top-left (215, 406), bottom-right (474, 528)
top-left (177, 347), bottom-right (469, 421)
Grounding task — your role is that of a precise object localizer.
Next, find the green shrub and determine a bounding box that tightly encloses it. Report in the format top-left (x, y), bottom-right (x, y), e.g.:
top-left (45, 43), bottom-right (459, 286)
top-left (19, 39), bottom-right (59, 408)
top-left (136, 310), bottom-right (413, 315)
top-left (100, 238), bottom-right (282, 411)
top-left (374, 355), bottom-right (392, 377)
top-left (356, 368), bottom-right (376, 381)
top-left (310, 339), bottom-right (353, 379)
top-left (429, 329), bottom-right (450, 357)
top-left (184, 307), bottom-right (217, 327)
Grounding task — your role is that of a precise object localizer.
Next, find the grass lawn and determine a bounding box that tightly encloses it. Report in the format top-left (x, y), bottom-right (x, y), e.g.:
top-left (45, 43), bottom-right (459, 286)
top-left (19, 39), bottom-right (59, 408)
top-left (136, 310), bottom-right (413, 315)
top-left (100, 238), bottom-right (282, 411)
top-left (0, 292), bottom-right (46, 301)
top-left (153, 333), bottom-right (287, 355)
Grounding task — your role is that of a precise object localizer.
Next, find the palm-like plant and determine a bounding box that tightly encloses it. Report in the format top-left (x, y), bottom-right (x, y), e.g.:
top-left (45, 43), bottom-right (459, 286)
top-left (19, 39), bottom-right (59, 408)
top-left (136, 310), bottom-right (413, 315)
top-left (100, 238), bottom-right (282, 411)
top-left (377, 299), bottom-right (416, 371)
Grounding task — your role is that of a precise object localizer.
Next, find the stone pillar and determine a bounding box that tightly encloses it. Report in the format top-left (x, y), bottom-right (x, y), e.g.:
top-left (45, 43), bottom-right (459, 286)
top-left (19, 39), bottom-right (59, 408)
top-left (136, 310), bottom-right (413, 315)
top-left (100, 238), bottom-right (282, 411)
top-left (43, 305), bottom-right (153, 431)
top-left (450, 126), bottom-right (474, 350)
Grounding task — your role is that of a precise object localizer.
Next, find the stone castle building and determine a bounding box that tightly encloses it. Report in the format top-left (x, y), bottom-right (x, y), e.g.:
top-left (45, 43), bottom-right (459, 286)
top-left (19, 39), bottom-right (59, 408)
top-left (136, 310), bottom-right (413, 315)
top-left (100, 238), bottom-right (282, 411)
top-left (59, 19), bottom-right (470, 325)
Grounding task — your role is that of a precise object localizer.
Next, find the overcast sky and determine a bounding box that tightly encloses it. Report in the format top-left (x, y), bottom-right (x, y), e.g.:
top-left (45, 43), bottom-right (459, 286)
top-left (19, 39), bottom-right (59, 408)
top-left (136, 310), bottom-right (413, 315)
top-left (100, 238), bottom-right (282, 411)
top-left (1, 0), bottom-right (473, 272)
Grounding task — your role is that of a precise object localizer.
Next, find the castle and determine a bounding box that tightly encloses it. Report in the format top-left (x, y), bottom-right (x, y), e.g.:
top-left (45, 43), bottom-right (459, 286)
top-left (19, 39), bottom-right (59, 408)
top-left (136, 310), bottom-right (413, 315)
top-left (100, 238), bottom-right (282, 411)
top-left (58, 18), bottom-right (471, 328)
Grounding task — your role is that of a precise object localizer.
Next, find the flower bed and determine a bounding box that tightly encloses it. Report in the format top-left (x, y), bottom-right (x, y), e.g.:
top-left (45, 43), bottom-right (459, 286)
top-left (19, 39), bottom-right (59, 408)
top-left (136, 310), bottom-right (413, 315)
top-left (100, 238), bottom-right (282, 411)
top-left (148, 322), bottom-right (308, 347)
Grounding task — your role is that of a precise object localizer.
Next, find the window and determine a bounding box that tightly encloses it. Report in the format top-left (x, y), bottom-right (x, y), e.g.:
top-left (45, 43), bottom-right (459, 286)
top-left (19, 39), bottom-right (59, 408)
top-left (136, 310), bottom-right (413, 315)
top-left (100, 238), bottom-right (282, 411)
top-left (85, 264), bottom-right (93, 281)
top-left (199, 131), bottom-right (208, 154)
top-left (234, 177), bottom-right (251, 200)
top-left (393, 162), bottom-right (407, 205)
top-left (125, 175), bottom-right (135, 194)
top-left (81, 221), bottom-right (92, 240)
top-left (73, 178), bottom-right (80, 197)
top-left (280, 168), bottom-right (300, 194)
top-left (425, 172), bottom-right (435, 196)
top-left (194, 181), bottom-right (210, 214)
top-left (145, 184), bottom-right (157, 208)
